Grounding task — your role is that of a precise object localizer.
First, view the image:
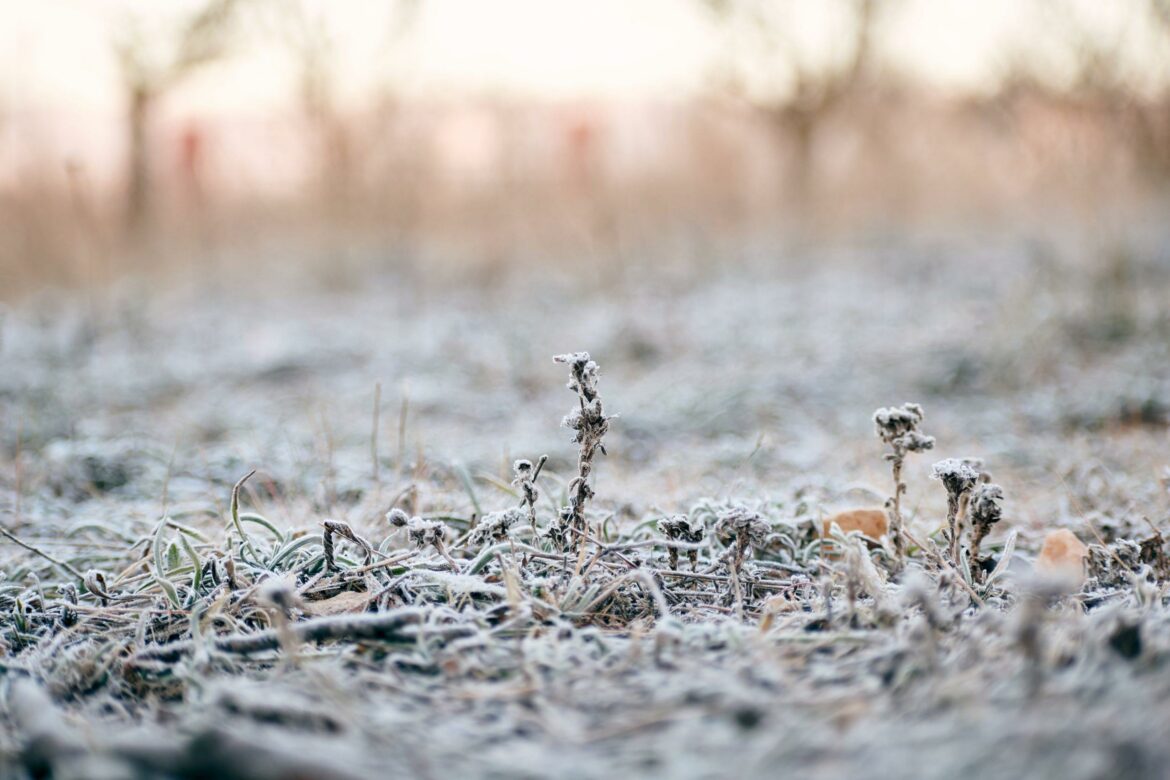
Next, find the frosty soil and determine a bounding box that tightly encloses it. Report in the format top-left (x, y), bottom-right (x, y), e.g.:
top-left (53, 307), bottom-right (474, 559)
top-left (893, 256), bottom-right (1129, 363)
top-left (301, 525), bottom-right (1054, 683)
top-left (2, 241), bottom-right (1170, 779)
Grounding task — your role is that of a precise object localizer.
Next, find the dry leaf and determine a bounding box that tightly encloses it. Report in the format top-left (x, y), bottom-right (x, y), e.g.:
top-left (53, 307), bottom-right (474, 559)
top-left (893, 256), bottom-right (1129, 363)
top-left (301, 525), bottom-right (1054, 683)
top-left (302, 590), bottom-right (374, 617)
top-left (822, 508), bottom-right (888, 542)
top-left (1035, 529), bottom-right (1087, 587)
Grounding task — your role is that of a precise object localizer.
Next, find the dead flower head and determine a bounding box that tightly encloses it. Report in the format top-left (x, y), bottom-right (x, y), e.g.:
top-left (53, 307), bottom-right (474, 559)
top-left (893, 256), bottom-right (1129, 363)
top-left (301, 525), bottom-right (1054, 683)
top-left (715, 506), bottom-right (769, 553)
top-left (931, 458), bottom-right (980, 500)
top-left (387, 509), bottom-right (450, 548)
top-left (931, 458), bottom-right (981, 564)
top-left (967, 482), bottom-right (1004, 580)
top-left (873, 402), bottom-right (935, 570)
top-left (969, 482), bottom-right (1004, 533)
top-left (657, 514), bottom-right (705, 570)
top-left (873, 403), bottom-right (935, 454)
top-left (470, 508), bottom-right (525, 546)
top-left (553, 351), bottom-right (600, 402)
top-left (658, 514), bottom-right (705, 544)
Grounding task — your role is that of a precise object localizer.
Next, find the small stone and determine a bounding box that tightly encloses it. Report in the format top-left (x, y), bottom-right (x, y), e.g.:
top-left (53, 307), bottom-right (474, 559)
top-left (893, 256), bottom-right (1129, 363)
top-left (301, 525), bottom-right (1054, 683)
top-left (1035, 529), bottom-right (1088, 585)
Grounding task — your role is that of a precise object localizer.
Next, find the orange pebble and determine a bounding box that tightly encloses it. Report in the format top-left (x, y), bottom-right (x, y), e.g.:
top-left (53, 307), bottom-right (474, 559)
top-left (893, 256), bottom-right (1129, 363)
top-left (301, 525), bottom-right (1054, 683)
top-left (822, 508), bottom-right (889, 541)
top-left (1035, 529), bottom-right (1087, 584)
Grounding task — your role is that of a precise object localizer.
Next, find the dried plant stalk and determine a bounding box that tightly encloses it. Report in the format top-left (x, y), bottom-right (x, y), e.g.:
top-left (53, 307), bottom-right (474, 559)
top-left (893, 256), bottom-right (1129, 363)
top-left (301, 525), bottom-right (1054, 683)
top-left (552, 352), bottom-right (613, 555)
top-left (874, 403), bottom-right (934, 571)
top-left (931, 458), bottom-right (980, 565)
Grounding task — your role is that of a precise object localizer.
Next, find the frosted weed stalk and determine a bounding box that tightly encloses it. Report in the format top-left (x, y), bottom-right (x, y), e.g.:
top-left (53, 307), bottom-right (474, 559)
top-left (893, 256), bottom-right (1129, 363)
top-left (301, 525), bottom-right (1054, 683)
top-left (931, 458), bottom-right (981, 566)
top-left (967, 481), bottom-right (1004, 581)
top-left (715, 506), bottom-right (769, 619)
top-left (551, 352), bottom-right (614, 555)
top-left (873, 403), bottom-right (935, 570)
top-left (512, 454), bottom-right (548, 537)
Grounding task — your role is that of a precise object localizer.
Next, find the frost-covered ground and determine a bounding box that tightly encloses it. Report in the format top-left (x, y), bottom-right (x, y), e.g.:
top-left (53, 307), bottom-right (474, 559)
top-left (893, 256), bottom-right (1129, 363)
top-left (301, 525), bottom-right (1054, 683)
top-left (1, 232), bottom-right (1170, 779)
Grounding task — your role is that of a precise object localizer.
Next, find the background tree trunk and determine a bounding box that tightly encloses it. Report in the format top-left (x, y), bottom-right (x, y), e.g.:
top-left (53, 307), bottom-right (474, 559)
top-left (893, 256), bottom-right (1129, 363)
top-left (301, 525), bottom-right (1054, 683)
top-left (125, 86), bottom-right (154, 235)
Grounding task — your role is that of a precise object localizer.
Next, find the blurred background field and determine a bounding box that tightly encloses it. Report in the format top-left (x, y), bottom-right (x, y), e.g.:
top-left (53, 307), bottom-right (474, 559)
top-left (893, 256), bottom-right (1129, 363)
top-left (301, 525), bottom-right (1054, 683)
top-left (1, 0), bottom-right (1169, 296)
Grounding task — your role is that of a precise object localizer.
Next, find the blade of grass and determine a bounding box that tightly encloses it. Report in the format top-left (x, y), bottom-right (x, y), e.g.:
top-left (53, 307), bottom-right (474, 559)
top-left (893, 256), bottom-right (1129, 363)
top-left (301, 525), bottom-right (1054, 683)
top-left (229, 470), bottom-right (259, 560)
top-left (453, 462), bottom-right (482, 517)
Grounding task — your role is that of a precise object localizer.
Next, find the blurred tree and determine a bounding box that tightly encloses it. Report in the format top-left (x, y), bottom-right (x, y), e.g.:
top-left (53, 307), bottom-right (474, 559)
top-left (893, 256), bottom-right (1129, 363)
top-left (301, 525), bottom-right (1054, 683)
top-left (275, 0), bottom-right (418, 219)
top-left (114, 0), bottom-right (243, 234)
top-left (1155, 0), bottom-right (1170, 30)
top-left (998, 0), bottom-right (1170, 183)
top-left (700, 0), bottom-right (882, 205)
top-left (1137, 0), bottom-right (1170, 178)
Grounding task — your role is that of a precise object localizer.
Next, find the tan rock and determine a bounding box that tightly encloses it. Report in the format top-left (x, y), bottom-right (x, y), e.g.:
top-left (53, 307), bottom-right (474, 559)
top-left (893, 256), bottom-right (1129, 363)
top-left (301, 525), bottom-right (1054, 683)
top-left (1035, 529), bottom-right (1087, 585)
top-left (822, 508), bottom-right (889, 542)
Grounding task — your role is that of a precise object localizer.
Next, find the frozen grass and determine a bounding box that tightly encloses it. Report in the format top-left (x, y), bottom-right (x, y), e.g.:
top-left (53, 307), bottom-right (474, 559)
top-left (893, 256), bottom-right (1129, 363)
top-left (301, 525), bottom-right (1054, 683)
top-left (2, 236), bottom-right (1170, 778)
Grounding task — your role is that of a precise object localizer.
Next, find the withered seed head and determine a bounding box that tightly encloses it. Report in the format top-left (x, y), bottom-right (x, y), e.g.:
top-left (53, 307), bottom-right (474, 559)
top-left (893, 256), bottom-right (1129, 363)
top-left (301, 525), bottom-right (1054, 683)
top-left (931, 458), bottom-right (980, 499)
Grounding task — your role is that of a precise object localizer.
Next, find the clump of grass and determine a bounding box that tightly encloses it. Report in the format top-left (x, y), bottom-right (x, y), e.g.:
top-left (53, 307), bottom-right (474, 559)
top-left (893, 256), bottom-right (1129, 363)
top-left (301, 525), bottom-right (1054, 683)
top-left (873, 403), bottom-right (935, 570)
top-left (552, 352), bottom-right (614, 556)
top-left (931, 458), bottom-right (981, 565)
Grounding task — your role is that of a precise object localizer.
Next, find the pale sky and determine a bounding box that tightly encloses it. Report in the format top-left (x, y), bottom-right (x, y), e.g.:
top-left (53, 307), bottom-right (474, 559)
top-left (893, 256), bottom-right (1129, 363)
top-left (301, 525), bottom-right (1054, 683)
top-left (1, 0), bottom-right (1163, 116)
top-left (0, 0), bottom-right (1165, 189)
